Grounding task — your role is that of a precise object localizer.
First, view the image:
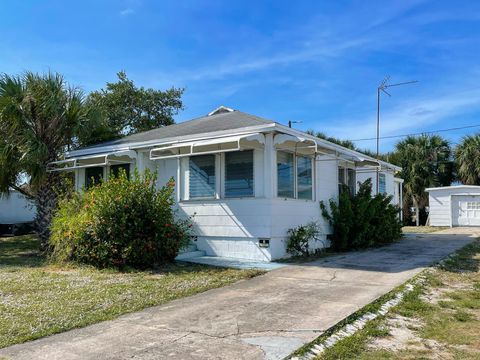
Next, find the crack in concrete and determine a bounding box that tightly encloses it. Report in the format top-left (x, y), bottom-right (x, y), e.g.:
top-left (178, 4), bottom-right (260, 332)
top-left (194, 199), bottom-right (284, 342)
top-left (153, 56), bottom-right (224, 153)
top-left (329, 270), bottom-right (337, 282)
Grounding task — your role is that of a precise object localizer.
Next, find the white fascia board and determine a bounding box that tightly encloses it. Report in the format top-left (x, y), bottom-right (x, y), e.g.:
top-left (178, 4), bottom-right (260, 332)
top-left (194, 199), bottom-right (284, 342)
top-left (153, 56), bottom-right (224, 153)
top-left (426, 185), bottom-right (480, 192)
top-left (65, 124), bottom-right (276, 158)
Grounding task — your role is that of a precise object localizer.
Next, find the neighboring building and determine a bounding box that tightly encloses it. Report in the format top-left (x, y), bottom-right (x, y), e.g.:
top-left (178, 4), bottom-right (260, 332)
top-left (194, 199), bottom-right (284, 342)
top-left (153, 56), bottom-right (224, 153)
top-left (0, 190), bottom-right (36, 234)
top-left (49, 106), bottom-right (402, 261)
top-left (427, 185), bottom-right (480, 227)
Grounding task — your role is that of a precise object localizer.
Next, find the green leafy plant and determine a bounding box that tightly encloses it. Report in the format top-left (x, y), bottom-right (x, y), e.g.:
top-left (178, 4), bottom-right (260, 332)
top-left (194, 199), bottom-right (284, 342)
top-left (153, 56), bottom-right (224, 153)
top-left (320, 179), bottom-right (402, 251)
top-left (286, 221), bottom-right (322, 256)
top-left (50, 169), bottom-right (192, 268)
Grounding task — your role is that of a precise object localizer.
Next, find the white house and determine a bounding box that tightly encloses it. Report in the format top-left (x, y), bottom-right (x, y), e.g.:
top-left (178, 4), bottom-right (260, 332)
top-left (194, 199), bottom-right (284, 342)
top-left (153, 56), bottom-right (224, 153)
top-left (426, 185), bottom-right (480, 227)
top-left (49, 106), bottom-right (402, 261)
top-left (0, 190), bottom-right (35, 233)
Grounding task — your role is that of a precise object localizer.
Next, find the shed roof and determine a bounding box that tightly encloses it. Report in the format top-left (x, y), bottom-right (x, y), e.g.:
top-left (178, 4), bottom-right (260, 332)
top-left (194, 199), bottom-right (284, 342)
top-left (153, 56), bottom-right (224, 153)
top-left (426, 185), bottom-right (480, 192)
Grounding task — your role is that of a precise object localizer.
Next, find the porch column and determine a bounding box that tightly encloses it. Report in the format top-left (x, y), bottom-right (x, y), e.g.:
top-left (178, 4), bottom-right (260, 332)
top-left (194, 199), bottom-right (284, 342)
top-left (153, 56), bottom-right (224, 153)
top-left (263, 133), bottom-right (276, 198)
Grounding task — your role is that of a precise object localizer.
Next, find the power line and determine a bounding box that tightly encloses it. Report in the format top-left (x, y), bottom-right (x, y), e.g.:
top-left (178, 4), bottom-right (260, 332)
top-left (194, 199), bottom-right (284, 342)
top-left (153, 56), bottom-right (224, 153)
top-left (351, 124), bottom-right (480, 142)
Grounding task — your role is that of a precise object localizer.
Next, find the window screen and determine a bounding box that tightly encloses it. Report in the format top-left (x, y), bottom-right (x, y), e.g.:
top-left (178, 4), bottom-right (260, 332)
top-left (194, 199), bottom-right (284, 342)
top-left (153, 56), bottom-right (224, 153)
top-left (225, 150), bottom-right (254, 197)
top-left (347, 168), bottom-right (356, 195)
top-left (297, 156), bottom-right (312, 200)
top-left (379, 173), bottom-right (386, 194)
top-left (277, 151), bottom-right (294, 198)
top-left (85, 167), bottom-right (104, 189)
top-left (189, 155), bottom-right (216, 199)
top-left (110, 164), bottom-right (130, 179)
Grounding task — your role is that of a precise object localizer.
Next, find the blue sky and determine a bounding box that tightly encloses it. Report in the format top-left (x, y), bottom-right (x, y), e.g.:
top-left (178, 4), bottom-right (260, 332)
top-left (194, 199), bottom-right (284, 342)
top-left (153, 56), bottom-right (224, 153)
top-left (1, 0), bottom-right (480, 152)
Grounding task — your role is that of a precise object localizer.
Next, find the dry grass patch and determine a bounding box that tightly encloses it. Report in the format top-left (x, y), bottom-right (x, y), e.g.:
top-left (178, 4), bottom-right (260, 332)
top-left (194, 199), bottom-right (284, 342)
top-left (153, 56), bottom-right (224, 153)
top-left (0, 235), bottom-right (263, 349)
top-left (402, 226), bottom-right (449, 234)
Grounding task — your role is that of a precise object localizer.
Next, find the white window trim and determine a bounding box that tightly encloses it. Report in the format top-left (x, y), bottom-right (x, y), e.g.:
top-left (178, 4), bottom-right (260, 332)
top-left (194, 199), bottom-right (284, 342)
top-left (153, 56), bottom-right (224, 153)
top-left (276, 150), bottom-right (315, 201)
top-left (183, 150), bottom-right (256, 201)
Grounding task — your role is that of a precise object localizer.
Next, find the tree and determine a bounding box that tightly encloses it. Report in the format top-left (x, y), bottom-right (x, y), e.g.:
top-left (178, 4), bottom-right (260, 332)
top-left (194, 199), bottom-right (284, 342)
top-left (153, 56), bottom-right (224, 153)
top-left (85, 71), bottom-right (184, 144)
top-left (0, 72), bottom-right (91, 249)
top-left (455, 134), bottom-right (480, 185)
top-left (307, 130), bottom-right (356, 150)
top-left (393, 135), bottom-right (453, 225)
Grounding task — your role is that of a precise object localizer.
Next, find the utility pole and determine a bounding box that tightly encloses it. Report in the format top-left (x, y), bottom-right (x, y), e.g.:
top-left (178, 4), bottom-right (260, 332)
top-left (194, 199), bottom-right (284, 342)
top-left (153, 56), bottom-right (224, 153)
top-left (288, 120), bottom-right (302, 128)
top-left (376, 77), bottom-right (418, 193)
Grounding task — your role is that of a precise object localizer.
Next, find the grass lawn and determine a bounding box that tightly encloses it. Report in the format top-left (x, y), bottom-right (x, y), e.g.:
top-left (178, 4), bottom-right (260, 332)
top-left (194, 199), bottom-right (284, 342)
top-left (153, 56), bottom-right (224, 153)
top-left (402, 226), bottom-right (449, 233)
top-left (0, 235), bottom-right (263, 349)
top-left (311, 239), bottom-right (480, 360)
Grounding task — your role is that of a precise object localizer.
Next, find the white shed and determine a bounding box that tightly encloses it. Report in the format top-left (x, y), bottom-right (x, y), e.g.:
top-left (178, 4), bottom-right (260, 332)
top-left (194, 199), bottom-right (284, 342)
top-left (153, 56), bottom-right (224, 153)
top-left (0, 190), bottom-right (35, 225)
top-left (426, 185), bottom-right (480, 227)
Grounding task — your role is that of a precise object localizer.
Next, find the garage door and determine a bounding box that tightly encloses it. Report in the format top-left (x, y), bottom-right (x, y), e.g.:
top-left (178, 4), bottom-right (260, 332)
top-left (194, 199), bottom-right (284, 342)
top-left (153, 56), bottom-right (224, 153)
top-left (452, 195), bottom-right (480, 226)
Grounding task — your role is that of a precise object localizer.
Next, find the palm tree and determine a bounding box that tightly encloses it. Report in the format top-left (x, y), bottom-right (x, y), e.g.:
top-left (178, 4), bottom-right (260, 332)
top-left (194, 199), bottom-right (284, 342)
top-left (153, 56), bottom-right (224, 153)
top-left (394, 135), bottom-right (453, 226)
top-left (0, 72), bottom-right (90, 249)
top-left (455, 134), bottom-right (480, 185)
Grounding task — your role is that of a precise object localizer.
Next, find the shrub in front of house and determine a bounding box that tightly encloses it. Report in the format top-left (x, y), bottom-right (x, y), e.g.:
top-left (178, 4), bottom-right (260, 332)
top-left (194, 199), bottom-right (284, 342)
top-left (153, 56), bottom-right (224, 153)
top-left (50, 170), bottom-right (191, 268)
top-left (320, 179), bottom-right (402, 251)
top-left (285, 221), bottom-right (323, 256)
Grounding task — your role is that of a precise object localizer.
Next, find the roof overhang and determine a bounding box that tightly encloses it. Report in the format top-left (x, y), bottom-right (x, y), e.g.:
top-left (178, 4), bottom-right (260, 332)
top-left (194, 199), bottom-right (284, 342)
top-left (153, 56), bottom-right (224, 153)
top-left (274, 134), bottom-right (317, 156)
top-left (149, 133), bottom-right (265, 160)
top-left (426, 185), bottom-right (480, 192)
top-left (48, 150), bottom-right (137, 172)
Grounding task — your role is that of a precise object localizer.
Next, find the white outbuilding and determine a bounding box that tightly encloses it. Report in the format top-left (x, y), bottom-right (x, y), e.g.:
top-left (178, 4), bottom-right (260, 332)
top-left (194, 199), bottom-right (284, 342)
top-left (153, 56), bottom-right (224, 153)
top-left (426, 185), bottom-right (480, 227)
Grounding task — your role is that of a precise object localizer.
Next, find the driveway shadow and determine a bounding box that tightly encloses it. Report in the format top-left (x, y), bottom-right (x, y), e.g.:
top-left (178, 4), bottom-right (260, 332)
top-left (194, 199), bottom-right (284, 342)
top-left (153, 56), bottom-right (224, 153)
top-left (298, 232), bottom-right (477, 273)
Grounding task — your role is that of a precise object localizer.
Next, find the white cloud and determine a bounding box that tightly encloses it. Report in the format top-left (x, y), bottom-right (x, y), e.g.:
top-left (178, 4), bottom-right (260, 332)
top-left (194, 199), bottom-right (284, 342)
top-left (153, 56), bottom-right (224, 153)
top-left (120, 8), bottom-right (134, 16)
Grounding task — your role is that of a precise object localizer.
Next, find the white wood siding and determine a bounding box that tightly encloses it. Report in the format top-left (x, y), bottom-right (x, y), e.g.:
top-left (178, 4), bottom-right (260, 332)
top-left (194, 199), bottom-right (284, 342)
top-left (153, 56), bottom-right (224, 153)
top-left (0, 191), bottom-right (35, 224)
top-left (428, 190), bottom-right (452, 227)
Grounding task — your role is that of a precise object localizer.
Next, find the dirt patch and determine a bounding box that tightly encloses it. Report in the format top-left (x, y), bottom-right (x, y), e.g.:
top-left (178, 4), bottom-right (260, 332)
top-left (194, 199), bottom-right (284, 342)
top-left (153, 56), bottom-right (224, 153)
top-left (369, 315), bottom-right (450, 358)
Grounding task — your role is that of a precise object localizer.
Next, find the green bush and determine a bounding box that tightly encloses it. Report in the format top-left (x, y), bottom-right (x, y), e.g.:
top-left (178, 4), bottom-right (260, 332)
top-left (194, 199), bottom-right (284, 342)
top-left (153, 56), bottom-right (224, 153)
top-left (320, 179), bottom-right (402, 251)
top-left (50, 169), bottom-right (192, 268)
top-left (286, 221), bottom-right (322, 256)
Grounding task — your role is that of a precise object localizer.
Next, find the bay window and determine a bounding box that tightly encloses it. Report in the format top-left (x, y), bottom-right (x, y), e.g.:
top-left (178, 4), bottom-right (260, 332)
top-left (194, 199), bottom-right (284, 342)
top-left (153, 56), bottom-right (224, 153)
top-left (277, 151), bottom-right (313, 200)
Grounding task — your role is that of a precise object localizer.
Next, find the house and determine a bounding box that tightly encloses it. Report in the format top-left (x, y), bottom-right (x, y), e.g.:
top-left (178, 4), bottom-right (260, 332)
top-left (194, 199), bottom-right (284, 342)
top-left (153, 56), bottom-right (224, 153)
top-left (426, 185), bottom-right (480, 227)
top-left (49, 106), bottom-right (402, 261)
top-left (0, 190), bottom-right (36, 235)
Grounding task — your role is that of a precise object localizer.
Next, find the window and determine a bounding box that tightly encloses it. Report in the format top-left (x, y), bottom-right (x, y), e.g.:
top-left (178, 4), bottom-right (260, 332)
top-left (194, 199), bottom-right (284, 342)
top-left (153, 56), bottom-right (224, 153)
top-left (379, 173), bottom-right (386, 194)
top-left (277, 151), bottom-right (313, 200)
top-left (297, 156), bottom-right (313, 200)
top-left (110, 164), bottom-right (130, 179)
top-left (338, 167), bottom-right (356, 195)
top-left (466, 202), bottom-right (480, 210)
top-left (189, 155), bottom-right (216, 199)
top-left (85, 167), bottom-right (103, 189)
top-left (225, 150), bottom-right (254, 197)
top-left (347, 168), bottom-right (356, 195)
top-left (277, 151), bottom-right (295, 198)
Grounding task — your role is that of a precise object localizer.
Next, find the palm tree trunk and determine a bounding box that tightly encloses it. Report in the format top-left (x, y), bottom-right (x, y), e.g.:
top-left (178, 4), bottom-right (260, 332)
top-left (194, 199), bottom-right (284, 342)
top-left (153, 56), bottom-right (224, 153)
top-left (34, 172), bottom-right (61, 251)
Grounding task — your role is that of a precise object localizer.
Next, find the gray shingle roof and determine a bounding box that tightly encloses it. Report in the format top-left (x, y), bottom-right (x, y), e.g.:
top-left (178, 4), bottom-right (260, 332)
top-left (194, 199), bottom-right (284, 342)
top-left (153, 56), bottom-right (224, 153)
top-left (79, 109), bottom-right (275, 151)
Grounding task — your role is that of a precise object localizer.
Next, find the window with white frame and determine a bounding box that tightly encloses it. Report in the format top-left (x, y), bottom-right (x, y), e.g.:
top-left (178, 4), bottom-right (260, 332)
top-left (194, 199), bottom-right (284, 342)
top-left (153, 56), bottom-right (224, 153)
top-left (189, 155), bottom-right (216, 199)
top-left (276, 151), bottom-right (313, 200)
top-left (338, 166), bottom-right (355, 195)
top-left (225, 150), bottom-right (254, 197)
top-left (379, 173), bottom-right (386, 194)
top-left (185, 150), bottom-right (255, 200)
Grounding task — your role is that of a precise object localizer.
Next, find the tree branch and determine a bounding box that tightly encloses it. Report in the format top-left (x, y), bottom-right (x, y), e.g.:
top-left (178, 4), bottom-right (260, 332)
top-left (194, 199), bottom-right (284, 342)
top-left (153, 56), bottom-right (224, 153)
top-left (10, 184), bottom-right (34, 200)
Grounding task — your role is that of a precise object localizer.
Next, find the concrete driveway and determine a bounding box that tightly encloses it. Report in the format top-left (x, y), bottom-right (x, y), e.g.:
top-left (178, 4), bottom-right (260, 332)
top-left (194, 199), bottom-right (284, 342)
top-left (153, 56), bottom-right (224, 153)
top-left (1, 228), bottom-right (477, 360)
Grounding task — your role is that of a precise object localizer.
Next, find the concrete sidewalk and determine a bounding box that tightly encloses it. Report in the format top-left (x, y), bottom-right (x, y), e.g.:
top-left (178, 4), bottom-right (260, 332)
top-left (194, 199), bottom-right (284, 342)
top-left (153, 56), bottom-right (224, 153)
top-left (1, 228), bottom-right (477, 360)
